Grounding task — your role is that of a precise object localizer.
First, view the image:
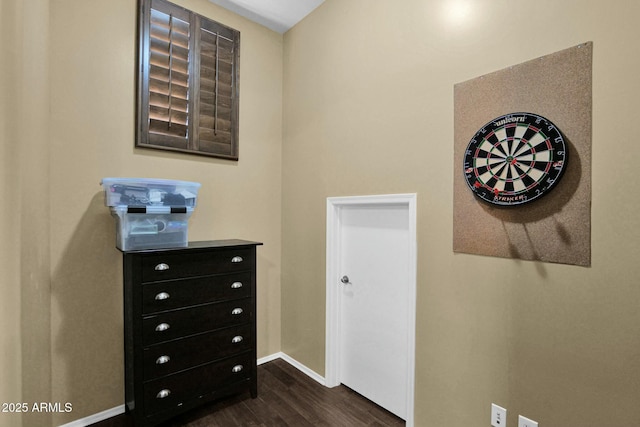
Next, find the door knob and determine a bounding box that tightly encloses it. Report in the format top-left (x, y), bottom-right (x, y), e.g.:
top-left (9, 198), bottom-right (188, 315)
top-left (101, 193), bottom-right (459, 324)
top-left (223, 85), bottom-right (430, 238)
top-left (340, 275), bottom-right (350, 284)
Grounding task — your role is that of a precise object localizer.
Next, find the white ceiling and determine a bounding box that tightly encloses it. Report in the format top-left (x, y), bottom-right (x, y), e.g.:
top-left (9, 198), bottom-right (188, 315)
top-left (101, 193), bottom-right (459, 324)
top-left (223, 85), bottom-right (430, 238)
top-left (209, 0), bottom-right (325, 34)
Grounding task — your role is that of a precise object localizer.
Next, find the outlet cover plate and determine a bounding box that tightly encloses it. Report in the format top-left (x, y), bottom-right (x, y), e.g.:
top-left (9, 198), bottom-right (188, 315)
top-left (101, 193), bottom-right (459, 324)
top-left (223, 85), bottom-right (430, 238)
top-left (491, 403), bottom-right (507, 427)
top-left (519, 415), bottom-right (539, 427)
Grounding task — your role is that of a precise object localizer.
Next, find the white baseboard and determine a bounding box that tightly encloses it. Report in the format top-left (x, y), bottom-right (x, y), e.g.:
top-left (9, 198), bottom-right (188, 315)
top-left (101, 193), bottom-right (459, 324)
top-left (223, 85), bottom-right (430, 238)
top-left (57, 404), bottom-right (125, 427)
top-left (60, 353), bottom-right (325, 426)
top-left (257, 352), bottom-right (283, 365)
top-left (275, 352), bottom-right (326, 386)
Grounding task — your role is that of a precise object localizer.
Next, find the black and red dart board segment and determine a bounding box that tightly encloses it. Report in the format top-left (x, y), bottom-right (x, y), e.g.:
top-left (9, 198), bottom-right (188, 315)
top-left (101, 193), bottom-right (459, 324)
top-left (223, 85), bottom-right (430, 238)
top-left (463, 112), bottom-right (568, 206)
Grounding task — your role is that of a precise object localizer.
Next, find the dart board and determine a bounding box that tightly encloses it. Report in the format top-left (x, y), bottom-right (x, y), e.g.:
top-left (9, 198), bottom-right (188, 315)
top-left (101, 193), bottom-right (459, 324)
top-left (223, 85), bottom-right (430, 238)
top-left (463, 112), bottom-right (568, 206)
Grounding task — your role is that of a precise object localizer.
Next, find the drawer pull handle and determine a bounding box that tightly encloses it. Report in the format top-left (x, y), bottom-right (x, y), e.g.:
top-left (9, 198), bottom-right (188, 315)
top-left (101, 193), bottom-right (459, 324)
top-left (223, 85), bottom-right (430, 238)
top-left (231, 308), bottom-right (243, 315)
top-left (156, 355), bottom-right (171, 365)
top-left (232, 365), bottom-right (244, 373)
top-left (154, 263), bottom-right (170, 271)
top-left (155, 323), bottom-right (170, 332)
top-left (155, 292), bottom-right (170, 300)
top-left (156, 389), bottom-right (171, 399)
top-left (231, 256), bottom-right (243, 263)
top-left (232, 335), bottom-right (243, 343)
top-left (231, 281), bottom-right (243, 289)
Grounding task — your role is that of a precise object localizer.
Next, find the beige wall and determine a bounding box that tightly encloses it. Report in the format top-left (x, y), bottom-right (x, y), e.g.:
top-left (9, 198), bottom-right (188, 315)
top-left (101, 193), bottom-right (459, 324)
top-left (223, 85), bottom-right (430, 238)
top-left (1, 0), bottom-right (282, 425)
top-left (2, 0), bottom-right (53, 426)
top-left (1, 1), bottom-right (24, 426)
top-left (282, 0), bottom-right (640, 426)
top-left (4, 0), bottom-right (640, 426)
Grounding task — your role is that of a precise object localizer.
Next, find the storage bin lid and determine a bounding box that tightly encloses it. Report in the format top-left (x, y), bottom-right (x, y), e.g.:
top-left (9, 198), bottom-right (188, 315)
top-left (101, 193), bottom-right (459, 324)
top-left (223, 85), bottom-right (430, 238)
top-left (109, 206), bottom-right (195, 215)
top-left (101, 177), bottom-right (201, 208)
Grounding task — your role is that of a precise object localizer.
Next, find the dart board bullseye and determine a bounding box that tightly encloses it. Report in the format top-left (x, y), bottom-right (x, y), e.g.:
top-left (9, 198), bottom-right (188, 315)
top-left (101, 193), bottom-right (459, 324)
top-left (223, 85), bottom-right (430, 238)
top-left (463, 112), bottom-right (568, 206)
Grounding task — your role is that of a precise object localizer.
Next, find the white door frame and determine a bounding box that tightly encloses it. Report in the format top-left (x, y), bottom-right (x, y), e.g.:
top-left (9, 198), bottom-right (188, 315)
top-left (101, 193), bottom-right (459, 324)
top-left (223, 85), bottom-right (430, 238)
top-left (326, 193), bottom-right (417, 427)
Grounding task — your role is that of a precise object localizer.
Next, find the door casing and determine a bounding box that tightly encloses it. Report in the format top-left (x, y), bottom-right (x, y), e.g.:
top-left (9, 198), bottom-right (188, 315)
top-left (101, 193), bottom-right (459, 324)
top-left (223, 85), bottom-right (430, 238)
top-left (325, 193), bottom-right (417, 427)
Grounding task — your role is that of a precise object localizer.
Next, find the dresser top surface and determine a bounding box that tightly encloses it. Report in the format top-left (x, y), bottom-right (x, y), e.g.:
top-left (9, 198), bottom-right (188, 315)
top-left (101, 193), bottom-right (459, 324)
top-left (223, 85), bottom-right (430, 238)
top-left (120, 239), bottom-right (263, 254)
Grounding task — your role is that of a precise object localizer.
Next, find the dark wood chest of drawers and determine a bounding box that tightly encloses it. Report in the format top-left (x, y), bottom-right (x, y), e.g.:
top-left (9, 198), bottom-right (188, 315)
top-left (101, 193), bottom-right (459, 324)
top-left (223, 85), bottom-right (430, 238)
top-left (122, 240), bottom-right (262, 426)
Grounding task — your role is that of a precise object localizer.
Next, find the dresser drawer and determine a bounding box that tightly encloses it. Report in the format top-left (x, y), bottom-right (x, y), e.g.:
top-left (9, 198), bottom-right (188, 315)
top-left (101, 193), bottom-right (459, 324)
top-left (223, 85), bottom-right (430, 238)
top-left (143, 324), bottom-right (251, 379)
top-left (142, 272), bottom-right (251, 314)
top-left (143, 352), bottom-right (252, 416)
top-left (142, 298), bottom-right (251, 346)
top-left (141, 248), bottom-right (254, 282)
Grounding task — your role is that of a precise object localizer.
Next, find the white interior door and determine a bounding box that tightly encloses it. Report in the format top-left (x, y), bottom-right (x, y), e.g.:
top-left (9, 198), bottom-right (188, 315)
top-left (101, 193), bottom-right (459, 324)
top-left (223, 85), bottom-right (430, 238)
top-left (338, 203), bottom-right (411, 419)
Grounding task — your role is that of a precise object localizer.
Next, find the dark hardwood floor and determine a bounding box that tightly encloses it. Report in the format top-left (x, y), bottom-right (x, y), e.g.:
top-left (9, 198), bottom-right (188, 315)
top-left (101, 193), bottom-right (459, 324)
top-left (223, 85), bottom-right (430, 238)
top-left (92, 358), bottom-right (405, 427)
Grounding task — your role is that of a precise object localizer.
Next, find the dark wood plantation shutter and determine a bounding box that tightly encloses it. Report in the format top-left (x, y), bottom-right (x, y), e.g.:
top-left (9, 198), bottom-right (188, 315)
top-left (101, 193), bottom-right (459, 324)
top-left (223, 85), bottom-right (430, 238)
top-left (137, 0), bottom-right (240, 159)
top-left (196, 21), bottom-right (239, 157)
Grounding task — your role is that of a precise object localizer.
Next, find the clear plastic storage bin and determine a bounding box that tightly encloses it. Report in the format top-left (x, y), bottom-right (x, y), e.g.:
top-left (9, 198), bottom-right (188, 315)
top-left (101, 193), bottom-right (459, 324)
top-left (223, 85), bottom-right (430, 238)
top-left (101, 178), bottom-right (201, 251)
top-left (109, 206), bottom-right (193, 251)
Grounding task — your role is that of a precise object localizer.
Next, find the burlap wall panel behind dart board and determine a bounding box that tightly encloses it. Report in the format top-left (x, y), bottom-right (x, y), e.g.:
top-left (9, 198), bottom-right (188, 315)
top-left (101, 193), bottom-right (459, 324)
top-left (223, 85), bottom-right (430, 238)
top-left (453, 42), bottom-right (592, 267)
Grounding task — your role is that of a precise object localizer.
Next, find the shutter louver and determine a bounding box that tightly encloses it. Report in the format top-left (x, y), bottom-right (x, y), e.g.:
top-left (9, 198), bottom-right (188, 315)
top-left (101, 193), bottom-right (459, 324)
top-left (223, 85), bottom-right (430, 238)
top-left (148, 8), bottom-right (190, 147)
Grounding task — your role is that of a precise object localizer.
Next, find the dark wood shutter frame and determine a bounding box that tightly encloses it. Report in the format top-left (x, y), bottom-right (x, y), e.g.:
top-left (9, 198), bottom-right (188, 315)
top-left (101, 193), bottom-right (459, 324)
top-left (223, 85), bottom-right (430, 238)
top-left (137, 0), bottom-right (240, 160)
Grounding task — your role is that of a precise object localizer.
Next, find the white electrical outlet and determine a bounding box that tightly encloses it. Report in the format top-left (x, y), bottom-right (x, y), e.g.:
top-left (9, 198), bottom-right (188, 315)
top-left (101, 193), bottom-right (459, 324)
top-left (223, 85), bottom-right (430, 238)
top-left (491, 403), bottom-right (507, 427)
top-left (518, 415), bottom-right (539, 427)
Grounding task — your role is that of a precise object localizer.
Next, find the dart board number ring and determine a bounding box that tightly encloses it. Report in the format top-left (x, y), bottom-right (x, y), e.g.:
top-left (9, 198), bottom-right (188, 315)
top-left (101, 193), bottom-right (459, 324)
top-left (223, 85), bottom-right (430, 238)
top-left (463, 112), bottom-right (568, 206)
